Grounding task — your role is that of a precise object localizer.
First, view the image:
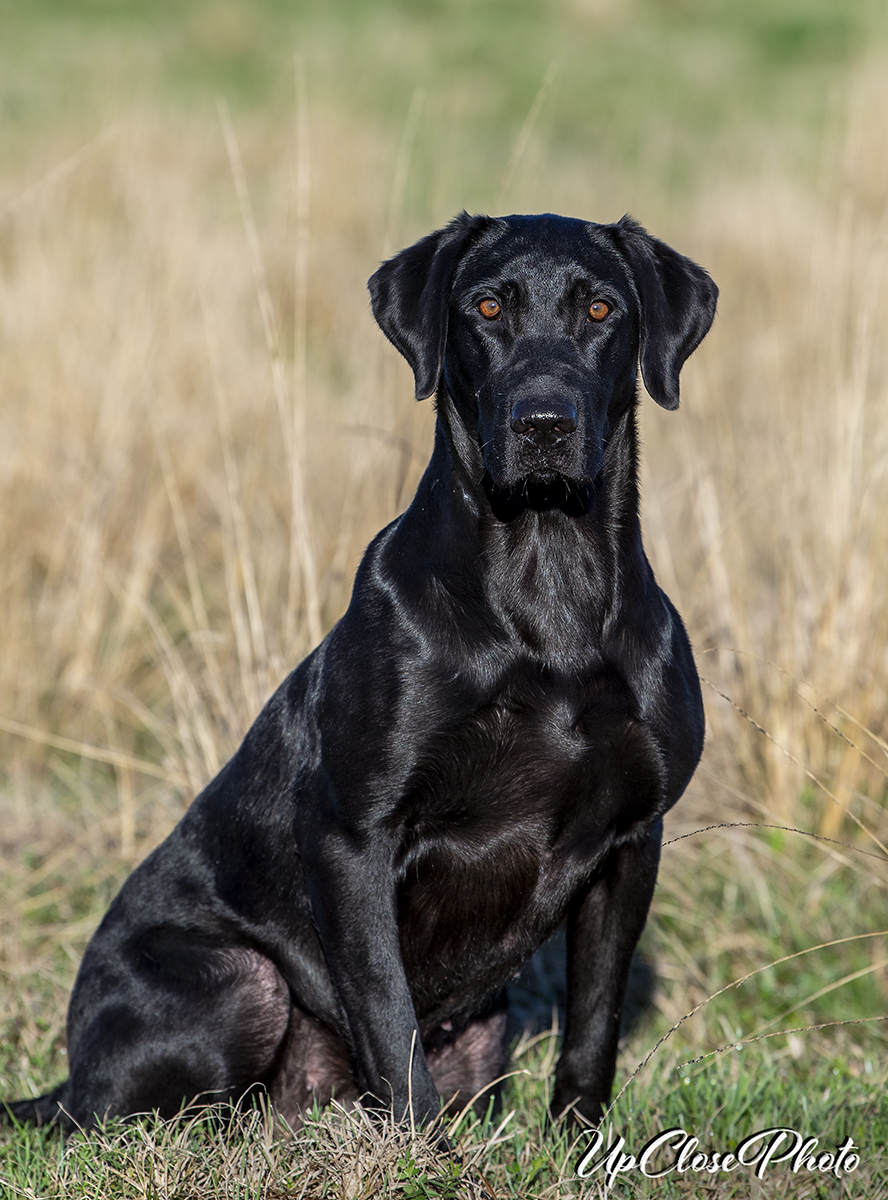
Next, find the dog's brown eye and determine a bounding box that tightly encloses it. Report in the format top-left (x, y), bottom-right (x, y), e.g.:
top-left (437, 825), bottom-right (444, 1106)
top-left (588, 301), bottom-right (610, 321)
top-left (478, 298), bottom-right (501, 320)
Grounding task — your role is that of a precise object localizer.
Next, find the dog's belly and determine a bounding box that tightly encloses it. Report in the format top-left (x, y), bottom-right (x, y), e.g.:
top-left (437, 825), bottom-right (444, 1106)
top-left (394, 682), bottom-right (666, 1027)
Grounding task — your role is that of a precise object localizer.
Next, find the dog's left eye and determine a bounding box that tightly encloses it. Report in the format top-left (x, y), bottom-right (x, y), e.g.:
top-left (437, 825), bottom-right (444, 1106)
top-left (588, 301), bottom-right (610, 321)
top-left (478, 298), bottom-right (501, 320)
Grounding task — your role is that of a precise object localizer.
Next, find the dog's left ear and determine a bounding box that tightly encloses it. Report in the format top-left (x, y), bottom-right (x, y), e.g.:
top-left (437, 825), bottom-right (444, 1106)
top-left (369, 212), bottom-right (493, 400)
top-left (608, 215), bottom-right (718, 410)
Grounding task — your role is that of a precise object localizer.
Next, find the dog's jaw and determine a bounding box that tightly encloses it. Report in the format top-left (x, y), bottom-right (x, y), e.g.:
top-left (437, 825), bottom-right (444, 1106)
top-left (482, 472), bottom-right (595, 521)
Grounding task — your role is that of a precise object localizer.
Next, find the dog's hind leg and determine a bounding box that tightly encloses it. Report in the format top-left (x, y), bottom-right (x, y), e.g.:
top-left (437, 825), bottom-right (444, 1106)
top-left (55, 940), bottom-right (293, 1128)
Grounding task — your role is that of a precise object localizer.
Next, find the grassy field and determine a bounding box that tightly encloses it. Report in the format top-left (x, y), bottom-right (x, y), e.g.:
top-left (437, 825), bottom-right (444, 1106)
top-left (2, 1), bottom-right (888, 1195)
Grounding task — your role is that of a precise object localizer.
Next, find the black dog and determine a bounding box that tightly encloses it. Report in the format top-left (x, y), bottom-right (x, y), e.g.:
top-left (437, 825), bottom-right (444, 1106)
top-left (4, 212), bottom-right (716, 1132)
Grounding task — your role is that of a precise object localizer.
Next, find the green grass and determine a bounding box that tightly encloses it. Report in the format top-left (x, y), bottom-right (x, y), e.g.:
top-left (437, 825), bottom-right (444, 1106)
top-left (1, 1043), bottom-right (884, 1197)
top-left (3, 0), bottom-right (887, 205)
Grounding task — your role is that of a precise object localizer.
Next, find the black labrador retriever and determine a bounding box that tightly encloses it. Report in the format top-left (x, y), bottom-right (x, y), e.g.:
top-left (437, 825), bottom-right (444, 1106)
top-left (4, 212), bottom-right (716, 1132)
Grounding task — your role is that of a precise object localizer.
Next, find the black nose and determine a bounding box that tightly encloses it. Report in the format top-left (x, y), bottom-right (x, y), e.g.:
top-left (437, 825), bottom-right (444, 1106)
top-left (510, 397), bottom-right (578, 444)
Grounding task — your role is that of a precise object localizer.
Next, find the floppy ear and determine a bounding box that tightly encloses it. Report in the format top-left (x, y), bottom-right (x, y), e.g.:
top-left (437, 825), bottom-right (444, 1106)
top-left (608, 215), bottom-right (718, 410)
top-left (368, 212), bottom-right (493, 400)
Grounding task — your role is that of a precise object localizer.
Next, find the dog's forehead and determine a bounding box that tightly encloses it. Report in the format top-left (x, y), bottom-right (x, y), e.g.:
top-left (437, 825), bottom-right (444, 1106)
top-left (453, 214), bottom-right (629, 293)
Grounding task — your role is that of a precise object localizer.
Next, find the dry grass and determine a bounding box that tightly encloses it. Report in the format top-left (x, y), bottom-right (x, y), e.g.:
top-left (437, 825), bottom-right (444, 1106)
top-left (1, 50), bottom-right (888, 1198)
top-left (15, 1102), bottom-right (496, 1199)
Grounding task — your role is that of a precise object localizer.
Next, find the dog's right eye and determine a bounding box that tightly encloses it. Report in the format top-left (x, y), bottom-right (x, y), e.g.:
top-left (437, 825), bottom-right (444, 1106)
top-left (478, 298), bottom-right (501, 320)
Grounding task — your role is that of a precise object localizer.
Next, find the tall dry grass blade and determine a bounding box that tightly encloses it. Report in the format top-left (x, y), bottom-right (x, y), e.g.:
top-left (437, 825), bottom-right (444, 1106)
top-left (408, 1027), bottom-right (417, 1139)
top-left (693, 468), bottom-right (739, 657)
top-left (91, 679), bottom-right (191, 773)
top-left (607, 928), bottom-right (888, 1116)
top-left (458, 1109), bottom-right (517, 1166)
top-left (0, 124), bottom-right (120, 221)
top-left (151, 418), bottom-right (209, 639)
top-left (287, 55), bottom-right (322, 648)
top-left (96, 706), bottom-right (136, 860)
top-left (706, 649), bottom-right (888, 783)
top-left (217, 96), bottom-right (321, 653)
top-left (199, 310), bottom-right (262, 719)
top-left (0, 716), bottom-right (179, 785)
top-left (152, 416), bottom-right (236, 738)
top-left (201, 298), bottom-right (269, 687)
top-left (664, 820), bottom-right (888, 869)
top-left (702, 677), bottom-right (888, 859)
top-left (447, 1075), bottom-right (525, 1139)
top-left (382, 88), bottom-right (425, 261)
top-left (100, 563), bottom-right (219, 792)
top-left (677, 1015), bottom-right (888, 1075)
top-left (749, 958), bottom-right (888, 1038)
top-left (493, 60), bottom-right (560, 214)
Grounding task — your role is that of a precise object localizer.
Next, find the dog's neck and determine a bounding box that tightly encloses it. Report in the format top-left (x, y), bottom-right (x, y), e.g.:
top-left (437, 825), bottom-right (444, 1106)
top-left (402, 386), bottom-right (655, 660)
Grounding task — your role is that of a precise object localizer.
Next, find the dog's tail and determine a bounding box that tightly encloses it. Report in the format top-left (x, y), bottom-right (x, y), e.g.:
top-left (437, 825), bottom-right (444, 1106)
top-left (1, 1083), bottom-right (69, 1129)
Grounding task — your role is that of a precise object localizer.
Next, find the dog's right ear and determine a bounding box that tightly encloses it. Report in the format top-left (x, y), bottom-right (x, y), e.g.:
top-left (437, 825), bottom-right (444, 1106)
top-left (368, 212), bottom-right (492, 400)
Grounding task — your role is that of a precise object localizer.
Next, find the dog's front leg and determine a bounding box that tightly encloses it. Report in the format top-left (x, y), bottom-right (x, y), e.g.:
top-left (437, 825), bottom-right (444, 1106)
top-left (551, 820), bottom-right (663, 1126)
top-left (300, 822), bottom-right (441, 1126)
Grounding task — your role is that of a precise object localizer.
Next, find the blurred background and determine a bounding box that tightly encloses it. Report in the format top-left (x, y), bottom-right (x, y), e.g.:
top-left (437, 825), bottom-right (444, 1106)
top-left (1, 0), bottom-right (887, 1149)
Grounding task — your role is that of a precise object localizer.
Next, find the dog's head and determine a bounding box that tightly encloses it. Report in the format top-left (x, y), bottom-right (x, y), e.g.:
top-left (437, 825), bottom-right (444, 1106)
top-left (369, 212), bottom-right (717, 494)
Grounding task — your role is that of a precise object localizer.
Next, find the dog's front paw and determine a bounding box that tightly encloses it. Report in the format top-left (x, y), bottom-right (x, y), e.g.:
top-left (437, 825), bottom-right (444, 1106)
top-left (549, 1084), bottom-right (606, 1129)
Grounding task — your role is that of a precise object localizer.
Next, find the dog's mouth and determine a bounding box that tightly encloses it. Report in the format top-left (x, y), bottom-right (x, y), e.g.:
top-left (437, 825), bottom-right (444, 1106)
top-left (481, 436), bottom-right (604, 513)
top-left (483, 472), bottom-right (594, 521)
top-left (478, 387), bottom-right (605, 501)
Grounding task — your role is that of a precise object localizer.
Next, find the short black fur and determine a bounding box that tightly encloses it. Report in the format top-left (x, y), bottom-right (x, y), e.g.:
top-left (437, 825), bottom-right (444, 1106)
top-left (3, 211), bottom-right (717, 1132)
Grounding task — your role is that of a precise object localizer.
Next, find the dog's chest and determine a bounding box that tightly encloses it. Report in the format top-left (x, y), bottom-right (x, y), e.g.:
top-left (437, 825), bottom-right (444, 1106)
top-left (394, 672), bottom-right (663, 1019)
top-left (396, 666), bottom-right (649, 845)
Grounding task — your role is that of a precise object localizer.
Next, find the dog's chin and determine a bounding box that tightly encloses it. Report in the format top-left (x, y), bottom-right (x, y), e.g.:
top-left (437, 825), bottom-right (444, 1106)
top-left (483, 470), bottom-right (594, 520)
